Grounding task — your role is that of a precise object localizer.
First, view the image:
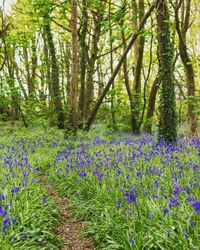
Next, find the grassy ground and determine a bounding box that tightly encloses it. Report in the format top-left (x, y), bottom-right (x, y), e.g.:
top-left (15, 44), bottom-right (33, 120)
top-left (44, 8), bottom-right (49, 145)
top-left (0, 124), bottom-right (199, 249)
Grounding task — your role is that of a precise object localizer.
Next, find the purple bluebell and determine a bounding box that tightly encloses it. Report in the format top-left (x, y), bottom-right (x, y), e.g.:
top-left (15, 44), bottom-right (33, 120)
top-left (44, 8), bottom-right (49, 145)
top-left (124, 188), bottom-right (137, 204)
top-left (42, 196), bottom-right (47, 204)
top-left (163, 208), bottom-right (169, 215)
top-left (129, 237), bottom-right (134, 245)
top-left (192, 201), bottom-right (200, 211)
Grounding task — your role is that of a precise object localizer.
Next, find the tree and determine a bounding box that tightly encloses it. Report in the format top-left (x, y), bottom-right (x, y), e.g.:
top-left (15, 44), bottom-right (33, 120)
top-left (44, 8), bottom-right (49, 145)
top-left (173, 0), bottom-right (197, 135)
top-left (66, 0), bottom-right (79, 135)
top-left (156, 0), bottom-right (177, 143)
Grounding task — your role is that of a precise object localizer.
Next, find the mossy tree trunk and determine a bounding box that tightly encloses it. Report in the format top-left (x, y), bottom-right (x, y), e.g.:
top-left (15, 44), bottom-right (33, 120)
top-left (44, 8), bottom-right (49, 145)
top-left (156, 0), bottom-right (177, 143)
top-left (44, 18), bottom-right (65, 129)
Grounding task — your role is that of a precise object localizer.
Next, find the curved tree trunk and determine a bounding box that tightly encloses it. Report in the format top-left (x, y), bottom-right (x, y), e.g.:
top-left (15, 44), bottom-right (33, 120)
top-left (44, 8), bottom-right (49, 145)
top-left (174, 0), bottom-right (197, 135)
top-left (143, 73), bottom-right (160, 133)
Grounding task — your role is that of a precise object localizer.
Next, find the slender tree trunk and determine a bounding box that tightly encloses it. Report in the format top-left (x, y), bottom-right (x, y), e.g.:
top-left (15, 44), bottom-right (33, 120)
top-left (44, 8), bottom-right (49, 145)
top-left (133, 0), bottom-right (145, 120)
top-left (44, 20), bottom-right (65, 129)
top-left (66, 0), bottom-right (78, 136)
top-left (121, 10), bottom-right (139, 134)
top-left (174, 0), bottom-right (197, 135)
top-left (23, 47), bottom-right (33, 97)
top-left (42, 31), bottom-right (53, 126)
top-left (157, 0), bottom-right (177, 143)
top-left (78, 0), bottom-right (88, 123)
top-left (109, 0), bottom-right (116, 126)
top-left (30, 36), bottom-right (37, 96)
top-left (143, 73), bottom-right (161, 133)
top-left (85, 10), bottom-right (102, 119)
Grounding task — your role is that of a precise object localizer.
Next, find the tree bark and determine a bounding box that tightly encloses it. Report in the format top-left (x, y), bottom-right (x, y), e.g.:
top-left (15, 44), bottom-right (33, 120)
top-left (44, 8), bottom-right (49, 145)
top-left (85, 10), bottom-right (103, 119)
top-left (44, 19), bottom-right (65, 129)
top-left (143, 73), bottom-right (160, 133)
top-left (66, 0), bottom-right (79, 136)
top-left (174, 0), bottom-right (197, 135)
top-left (133, 0), bottom-right (145, 120)
top-left (157, 0), bottom-right (177, 143)
top-left (78, 0), bottom-right (88, 123)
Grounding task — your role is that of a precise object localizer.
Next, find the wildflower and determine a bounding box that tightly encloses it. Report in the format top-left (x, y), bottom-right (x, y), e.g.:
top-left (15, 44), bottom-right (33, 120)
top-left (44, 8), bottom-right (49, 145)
top-left (116, 200), bottom-right (122, 209)
top-left (2, 225), bottom-right (7, 234)
top-left (78, 171), bottom-right (87, 177)
top-left (97, 172), bottom-right (103, 182)
top-left (183, 228), bottom-right (188, 238)
top-left (170, 197), bottom-right (180, 207)
top-left (192, 201), bottom-right (200, 211)
top-left (11, 187), bottom-right (20, 196)
top-left (3, 216), bottom-right (11, 226)
top-left (42, 196), bottom-right (47, 204)
top-left (0, 193), bottom-right (5, 201)
top-left (186, 196), bottom-right (195, 203)
top-left (173, 186), bottom-right (182, 196)
top-left (184, 187), bottom-right (190, 195)
top-left (167, 230), bottom-right (171, 238)
top-left (163, 208), bottom-right (169, 215)
top-left (0, 205), bottom-right (7, 216)
top-left (124, 188), bottom-right (137, 204)
top-left (129, 237), bottom-right (134, 245)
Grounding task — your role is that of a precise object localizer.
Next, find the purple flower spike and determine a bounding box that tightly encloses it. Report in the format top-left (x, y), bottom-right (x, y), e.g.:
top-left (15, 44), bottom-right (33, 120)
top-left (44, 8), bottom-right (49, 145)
top-left (42, 196), bottom-right (47, 204)
top-left (192, 201), bottom-right (200, 211)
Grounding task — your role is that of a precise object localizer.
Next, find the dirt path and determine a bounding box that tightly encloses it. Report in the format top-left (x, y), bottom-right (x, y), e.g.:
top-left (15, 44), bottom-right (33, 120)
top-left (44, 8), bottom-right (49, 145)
top-left (47, 186), bottom-right (95, 250)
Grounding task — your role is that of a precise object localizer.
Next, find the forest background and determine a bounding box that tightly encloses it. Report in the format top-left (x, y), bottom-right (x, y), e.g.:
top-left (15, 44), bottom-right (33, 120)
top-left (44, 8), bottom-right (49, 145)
top-left (0, 0), bottom-right (200, 142)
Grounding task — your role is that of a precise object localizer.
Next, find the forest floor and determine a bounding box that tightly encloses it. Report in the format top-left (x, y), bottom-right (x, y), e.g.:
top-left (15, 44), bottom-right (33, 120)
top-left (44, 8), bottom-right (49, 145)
top-left (47, 185), bottom-right (95, 250)
top-left (0, 125), bottom-right (199, 250)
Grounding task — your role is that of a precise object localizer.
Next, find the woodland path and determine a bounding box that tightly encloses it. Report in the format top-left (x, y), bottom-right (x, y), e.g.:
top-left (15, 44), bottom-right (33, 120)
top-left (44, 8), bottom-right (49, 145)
top-left (47, 185), bottom-right (95, 250)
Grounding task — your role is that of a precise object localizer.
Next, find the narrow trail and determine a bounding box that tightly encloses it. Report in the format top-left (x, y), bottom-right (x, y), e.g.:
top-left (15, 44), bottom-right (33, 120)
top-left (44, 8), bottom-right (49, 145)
top-left (47, 186), bottom-right (95, 250)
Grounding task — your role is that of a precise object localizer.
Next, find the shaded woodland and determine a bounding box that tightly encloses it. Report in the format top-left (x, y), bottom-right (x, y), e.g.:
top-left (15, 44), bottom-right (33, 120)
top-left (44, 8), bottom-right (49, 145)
top-left (0, 0), bottom-right (199, 142)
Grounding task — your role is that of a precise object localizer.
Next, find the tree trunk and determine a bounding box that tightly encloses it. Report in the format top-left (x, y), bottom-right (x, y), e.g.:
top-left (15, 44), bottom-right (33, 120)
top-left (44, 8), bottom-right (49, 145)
top-left (157, 0), bottom-right (177, 143)
top-left (42, 30), bottom-right (54, 126)
top-left (78, 0), bottom-right (88, 123)
top-left (174, 0), bottom-right (197, 135)
top-left (109, 0), bottom-right (116, 126)
top-left (44, 20), bottom-right (65, 129)
top-left (85, 10), bottom-right (102, 119)
top-left (133, 0), bottom-right (145, 120)
top-left (66, 0), bottom-right (79, 136)
top-left (143, 74), bottom-right (160, 133)
top-left (120, 8), bottom-right (139, 134)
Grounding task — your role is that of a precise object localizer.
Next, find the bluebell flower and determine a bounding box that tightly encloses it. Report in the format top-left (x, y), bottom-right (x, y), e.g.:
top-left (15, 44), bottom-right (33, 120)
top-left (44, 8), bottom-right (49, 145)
top-left (42, 196), bottom-right (47, 204)
top-left (78, 171), bottom-right (87, 177)
top-left (11, 187), bottom-right (20, 196)
top-left (0, 205), bottom-right (7, 216)
top-left (170, 197), bottom-right (180, 207)
top-left (184, 187), bottom-right (190, 195)
top-left (163, 208), bottom-right (169, 215)
top-left (129, 237), bottom-right (134, 245)
top-left (192, 201), bottom-right (200, 211)
top-left (2, 225), bottom-right (7, 234)
top-left (124, 188), bottom-right (137, 203)
top-left (186, 196), bottom-right (195, 203)
top-left (173, 186), bottom-right (182, 196)
top-left (4, 216), bottom-right (11, 226)
top-left (116, 200), bottom-right (122, 209)
top-left (0, 193), bottom-right (5, 201)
